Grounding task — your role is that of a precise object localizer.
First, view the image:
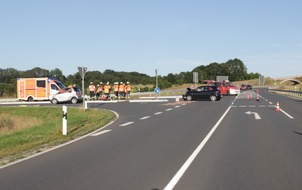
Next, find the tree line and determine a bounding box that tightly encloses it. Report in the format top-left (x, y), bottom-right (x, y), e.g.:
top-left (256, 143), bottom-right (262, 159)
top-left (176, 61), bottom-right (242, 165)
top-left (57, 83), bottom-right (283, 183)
top-left (0, 58), bottom-right (260, 97)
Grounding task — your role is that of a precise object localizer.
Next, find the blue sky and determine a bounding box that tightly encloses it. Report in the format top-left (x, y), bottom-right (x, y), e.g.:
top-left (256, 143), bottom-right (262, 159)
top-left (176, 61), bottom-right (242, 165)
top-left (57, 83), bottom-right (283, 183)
top-left (1, 0), bottom-right (301, 78)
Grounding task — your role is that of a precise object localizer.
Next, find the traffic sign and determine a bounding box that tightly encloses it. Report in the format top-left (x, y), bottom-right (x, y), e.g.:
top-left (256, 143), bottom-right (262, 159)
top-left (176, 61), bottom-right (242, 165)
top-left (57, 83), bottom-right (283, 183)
top-left (78, 67), bottom-right (87, 79)
top-left (154, 87), bottom-right (160, 94)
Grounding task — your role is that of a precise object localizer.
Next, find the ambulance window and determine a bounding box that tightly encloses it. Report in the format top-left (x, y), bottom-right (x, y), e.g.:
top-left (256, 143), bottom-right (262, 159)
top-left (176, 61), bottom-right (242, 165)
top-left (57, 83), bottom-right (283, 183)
top-left (37, 80), bottom-right (46, 88)
top-left (51, 84), bottom-right (59, 90)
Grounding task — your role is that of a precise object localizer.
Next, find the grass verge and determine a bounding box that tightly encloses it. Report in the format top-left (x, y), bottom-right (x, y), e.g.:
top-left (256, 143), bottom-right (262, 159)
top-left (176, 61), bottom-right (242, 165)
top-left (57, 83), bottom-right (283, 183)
top-left (0, 106), bottom-right (115, 166)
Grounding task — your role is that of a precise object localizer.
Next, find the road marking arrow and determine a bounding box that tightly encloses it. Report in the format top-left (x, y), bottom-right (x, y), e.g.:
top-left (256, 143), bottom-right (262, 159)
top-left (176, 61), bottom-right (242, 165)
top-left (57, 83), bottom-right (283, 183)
top-left (245, 111), bottom-right (261, 120)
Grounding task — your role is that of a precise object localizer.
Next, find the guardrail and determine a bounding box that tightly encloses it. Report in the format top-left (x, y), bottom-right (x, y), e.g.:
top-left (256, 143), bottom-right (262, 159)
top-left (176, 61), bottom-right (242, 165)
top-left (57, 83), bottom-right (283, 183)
top-left (267, 88), bottom-right (302, 99)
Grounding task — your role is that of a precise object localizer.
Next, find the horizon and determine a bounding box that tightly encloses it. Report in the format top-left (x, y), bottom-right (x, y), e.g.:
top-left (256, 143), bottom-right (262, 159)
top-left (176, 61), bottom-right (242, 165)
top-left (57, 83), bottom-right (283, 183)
top-left (1, 1), bottom-right (301, 78)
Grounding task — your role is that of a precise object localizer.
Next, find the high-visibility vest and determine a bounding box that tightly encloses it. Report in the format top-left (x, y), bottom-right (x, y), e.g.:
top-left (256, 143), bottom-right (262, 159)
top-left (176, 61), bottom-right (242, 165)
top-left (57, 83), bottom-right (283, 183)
top-left (126, 84), bottom-right (131, 92)
top-left (104, 85), bottom-right (111, 93)
top-left (97, 85), bottom-right (103, 92)
top-left (89, 85), bottom-right (95, 92)
top-left (114, 84), bottom-right (119, 92)
top-left (119, 84), bottom-right (125, 92)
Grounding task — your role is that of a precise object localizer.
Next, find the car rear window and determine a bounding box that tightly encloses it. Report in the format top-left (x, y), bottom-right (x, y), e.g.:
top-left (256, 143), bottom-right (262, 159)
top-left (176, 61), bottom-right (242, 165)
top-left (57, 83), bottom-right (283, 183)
top-left (73, 87), bottom-right (81, 92)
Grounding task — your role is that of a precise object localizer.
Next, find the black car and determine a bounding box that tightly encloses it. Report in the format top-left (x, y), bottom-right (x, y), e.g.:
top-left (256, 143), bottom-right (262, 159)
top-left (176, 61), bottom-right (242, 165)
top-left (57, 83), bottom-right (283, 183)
top-left (182, 86), bottom-right (222, 101)
top-left (240, 84), bottom-right (253, 90)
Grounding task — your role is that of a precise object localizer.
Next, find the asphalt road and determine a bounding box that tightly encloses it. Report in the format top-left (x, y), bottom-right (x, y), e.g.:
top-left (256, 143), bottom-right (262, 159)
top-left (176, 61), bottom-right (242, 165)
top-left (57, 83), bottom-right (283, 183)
top-left (0, 89), bottom-right (302, 190)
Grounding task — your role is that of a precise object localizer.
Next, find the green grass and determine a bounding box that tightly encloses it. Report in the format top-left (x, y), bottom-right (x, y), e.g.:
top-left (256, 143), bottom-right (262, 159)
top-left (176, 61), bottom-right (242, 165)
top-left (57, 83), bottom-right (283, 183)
top-left (0, 106), bottom-right (115, 165)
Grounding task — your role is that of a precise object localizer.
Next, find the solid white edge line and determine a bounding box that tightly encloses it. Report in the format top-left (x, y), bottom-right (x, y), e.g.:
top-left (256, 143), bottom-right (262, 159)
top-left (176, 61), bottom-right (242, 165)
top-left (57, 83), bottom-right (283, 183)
top-left (164, 105), bottom-right (232, 190)
top-left (0, 110), bottom-right (119, 170)
top-left (280, 109), bottom-right (294, 119)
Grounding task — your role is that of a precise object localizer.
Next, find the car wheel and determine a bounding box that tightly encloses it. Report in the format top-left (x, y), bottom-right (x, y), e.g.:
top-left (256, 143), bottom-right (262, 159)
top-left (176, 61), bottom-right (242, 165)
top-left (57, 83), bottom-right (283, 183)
top-left (186, 95), bottom-right (192, 101)
top-left (71, 97), bottom-right (78, 104)
top-left (210, 95), bottom-right (217, 101)
top-left (28, 96), bottom-right (34, 102)
top-left (52, 98), bottom-right (59, 104)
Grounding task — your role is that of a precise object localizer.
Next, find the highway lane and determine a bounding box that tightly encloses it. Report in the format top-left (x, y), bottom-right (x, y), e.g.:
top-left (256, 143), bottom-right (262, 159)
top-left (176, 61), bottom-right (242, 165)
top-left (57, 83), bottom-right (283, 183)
top-left (173, 89), bottom-right (302, 190)
top-left (0, 98), bottom-right (232, 190)
top-left (1, 90), bottom-right (302, 190)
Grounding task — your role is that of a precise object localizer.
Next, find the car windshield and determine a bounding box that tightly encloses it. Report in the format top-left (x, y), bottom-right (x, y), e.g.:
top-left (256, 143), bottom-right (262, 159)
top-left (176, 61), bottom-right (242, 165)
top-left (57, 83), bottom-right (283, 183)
top-left (209, 82), bottom-right (219, 87)
top-left (54, 80), bottom-right (66, 90)
top-left (228, 82), bottom-right (235, 87)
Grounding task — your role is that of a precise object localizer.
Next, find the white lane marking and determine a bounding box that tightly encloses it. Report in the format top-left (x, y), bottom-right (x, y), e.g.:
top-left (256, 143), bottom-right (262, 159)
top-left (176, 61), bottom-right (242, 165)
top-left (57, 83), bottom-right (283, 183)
top-left (165, 108), bottom-right (173, 111)
top-left (245, 111), bottom-right (261, 120)
top-left (269, 102), bottom-right (273, 104)
top-left (280, 109), bottom-right (294, 119)
top-left (249, 105), bottom-right (256, 107)
top-left (175, 105), bottom-right (180, 108)
top-left (91, 130), bottom-right (112, 136)
top-left (239, 105), bottom-right (247, 107)
top-left (140, 116), bottom-right (151, 120)
top-left (154, 112), bottom-right (163, 115)
top-left (119, 122), bottom-right (134, 127)
top-left (164, 106), bottom-right (232, 190)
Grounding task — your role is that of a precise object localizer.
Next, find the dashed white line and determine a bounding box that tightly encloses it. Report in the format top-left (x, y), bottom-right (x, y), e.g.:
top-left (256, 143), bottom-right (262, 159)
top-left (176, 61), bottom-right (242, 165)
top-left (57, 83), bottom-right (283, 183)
top-left (91, 130), bottom-right (112, 136)
top-left (154, 112), bottom-right (163, 115)
top-left (175, 105), bottom-right (180, 108)
top-left (140, 116), bottom-right (151, 120)
top-left (165, 108), bottom-right (173, 111)
top-left (119, 122), bottom-right (134, 127)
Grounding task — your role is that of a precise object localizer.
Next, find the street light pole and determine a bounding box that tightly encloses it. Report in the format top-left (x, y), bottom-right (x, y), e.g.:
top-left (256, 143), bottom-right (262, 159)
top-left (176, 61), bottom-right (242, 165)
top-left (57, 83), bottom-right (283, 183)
top-left (78, 67), bottom-right (87, 109)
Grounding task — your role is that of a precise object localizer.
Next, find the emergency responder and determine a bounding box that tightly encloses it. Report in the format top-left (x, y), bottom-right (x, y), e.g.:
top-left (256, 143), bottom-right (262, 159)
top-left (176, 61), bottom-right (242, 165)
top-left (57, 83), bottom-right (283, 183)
top-left (114, 82), bottom-right (119, 99)
top-left (125, 81), bottom-right (131, 99)
top-left (96, 82), bottom-right (103, 100)
top-left (118, 82), bottom-right (125, 99)
top-left (103, 82), bottom-right (111, 100)
top-left (89, 82), bottom-right (96, 100)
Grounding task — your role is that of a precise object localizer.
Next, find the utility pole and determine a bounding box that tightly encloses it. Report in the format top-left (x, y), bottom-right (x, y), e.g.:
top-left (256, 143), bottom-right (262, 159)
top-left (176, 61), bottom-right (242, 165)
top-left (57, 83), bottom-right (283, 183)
top-left (78, 67), bottom-right (87, 109)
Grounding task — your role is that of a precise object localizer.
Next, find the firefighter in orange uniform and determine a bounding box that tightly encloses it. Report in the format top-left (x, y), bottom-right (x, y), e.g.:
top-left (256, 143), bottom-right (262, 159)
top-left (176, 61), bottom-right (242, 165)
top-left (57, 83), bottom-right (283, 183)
top-left (103, 82), bottom-right (111, 100)
top-left (113, 82), bottom-right (119, 99)
top-left (125, 81), bottom-right (131, 99)
top-left (89, 82), bottom-right (96, 100)
top-left (118, 82), bottom-right (125, 99)
top-left (96, 82), bottom-right (103, 100)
